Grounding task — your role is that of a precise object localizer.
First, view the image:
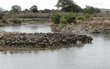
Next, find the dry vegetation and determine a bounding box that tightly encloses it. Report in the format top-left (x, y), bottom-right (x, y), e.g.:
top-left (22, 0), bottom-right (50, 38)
top-left (1, 11), bottom-right (110, 30)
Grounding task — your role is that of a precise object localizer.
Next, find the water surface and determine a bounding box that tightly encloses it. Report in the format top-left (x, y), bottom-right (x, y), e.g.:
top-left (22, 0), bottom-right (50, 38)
top-left (0, 21), bottom-right (53, 33)
top-left (0, 22), bottom-right (110, 69)
top-left (0, 34), bottom-right (110, 69)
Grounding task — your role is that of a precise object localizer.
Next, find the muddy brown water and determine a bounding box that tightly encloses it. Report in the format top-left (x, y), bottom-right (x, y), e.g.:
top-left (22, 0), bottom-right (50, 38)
top-left (0, 21), bottom-right (110, 69)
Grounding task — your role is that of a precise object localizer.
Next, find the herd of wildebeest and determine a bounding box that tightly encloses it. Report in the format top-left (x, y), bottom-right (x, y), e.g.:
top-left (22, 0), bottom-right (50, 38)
top-left (0, 32), bottom-right (93, 48)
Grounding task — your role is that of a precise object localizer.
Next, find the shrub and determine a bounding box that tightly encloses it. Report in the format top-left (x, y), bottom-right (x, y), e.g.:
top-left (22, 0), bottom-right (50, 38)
top-left (2, 19), bottom-right (7, 23)
top-left (65, 13), bottom-right (76, 24)
top-left (94, 14), bottom-right (97, 17)
top-left (0, 15), bottom-right (2, 20)
top-left (0, 13), bottom-right (5, 20)
top-left (77, 17), bottom-right (84, 20)
top-left (0, 13), bottom-right (5, 16)
top-left (51, 12), bottom-right (61, 24)
top-left (60, 17), bottom-right (67, 24)
top-left (109, 18), bottom-right (110, 20)
top-left (11, 19), bottom-right (21, 24)
top-left (23, 11), bottom-right (26, 13)
top-left (85, 13), bottom-right (90, 19)
top-left (0, 24), bottom-right (3, 26)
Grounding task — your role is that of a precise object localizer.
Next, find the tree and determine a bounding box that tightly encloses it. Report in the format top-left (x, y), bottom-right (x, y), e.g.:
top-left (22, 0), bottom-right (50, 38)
top-left (30, 5), bottom-right (39, 13)
top-left (61, 4), bottom-right (82, 13)
top-left (83, 6), bottom-right (94, 14)
top-left (22, 9), bottom-right (30, 13)
top-left (24, 9), bottom-right (29, 12)
top-left (83, 5), bottom-right (101, 14)
top-left (11, 5), bottom-right (21, 13)
top-left (55, 0), bottom-right (75, 9)
top-left (94, 8), bottom-right (101, 13)
top-left (41, 9), bottom-right (51, 13)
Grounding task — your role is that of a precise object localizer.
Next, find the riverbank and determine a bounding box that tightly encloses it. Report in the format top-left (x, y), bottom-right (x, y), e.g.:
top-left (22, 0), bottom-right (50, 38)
top-left (49, 19), bottom-right (110, 34)
top-left (49, 19), bottom-right (110, 30)
top-left (0, 18), bottom-right (50, 27)
top-left (1, 16), bottom-right (110, 30)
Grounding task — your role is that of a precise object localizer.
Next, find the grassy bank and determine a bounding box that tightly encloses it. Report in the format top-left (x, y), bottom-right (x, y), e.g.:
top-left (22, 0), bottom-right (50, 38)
top-left (49, 12), bottom-right (110, 31)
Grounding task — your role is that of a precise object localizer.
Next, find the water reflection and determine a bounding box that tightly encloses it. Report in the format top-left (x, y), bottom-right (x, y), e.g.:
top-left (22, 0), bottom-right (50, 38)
top-left (1, 51), bottom-right (7, 55)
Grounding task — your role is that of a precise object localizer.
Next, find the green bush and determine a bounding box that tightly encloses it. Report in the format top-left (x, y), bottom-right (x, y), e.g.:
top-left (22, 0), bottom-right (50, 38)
top-left (60, 17), bottom-right (67, 24)
top-left (85, 13), bottom-right (90, 19)
top-left (94, 14), bottom-right (97, 17)
top-left (77, 17), bottom-right (84, 20)
top-left (65, 13), bottom-right (76, 24)
top-left (11, 19), bottom-right (21, 24)
top-left (0, 15), bottom-right (2, 20)
top-left (51, 12), bottom-right (61, 24)
top-left (0, 24), bottom-right (3, 26)
top-left (0, 13), bottom-right (5, 20)
top-left (2, 19), bottom-right (7, 23)
top-left (23, 11), bottom-right (26, 13)
top-left (0, 13), bottom-right (5, 16)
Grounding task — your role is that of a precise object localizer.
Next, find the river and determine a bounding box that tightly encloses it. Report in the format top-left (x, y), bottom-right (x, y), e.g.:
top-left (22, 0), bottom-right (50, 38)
top-left (0, 22), bottom-right (110, 69)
